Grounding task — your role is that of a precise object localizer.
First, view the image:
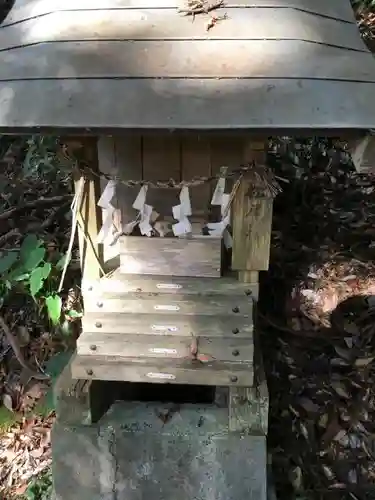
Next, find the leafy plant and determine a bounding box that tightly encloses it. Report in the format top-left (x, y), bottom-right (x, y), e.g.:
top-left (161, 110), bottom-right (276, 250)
top-left (21, 136), bottom-right (75, 187)
top-left (0, 406), bottom-right (17, 431)
top-left (23, 137), bottom-right (62, 179)
top-left (0, 235), bottom-right (67, 326)
top-left (34, 350), bottom-right (73, 417)
top-left (352, 0), bottom-right (375, 8)
top-left (23, 469), bottom-right (53, 500)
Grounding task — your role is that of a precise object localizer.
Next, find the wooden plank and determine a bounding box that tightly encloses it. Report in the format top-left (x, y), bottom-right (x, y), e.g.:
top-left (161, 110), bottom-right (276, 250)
top-left (82, 312), bottom-right (254, 337)
top-left (232, 142), bottom-right (273, 272)
top-left (210, 136), bottom-right (245, 176)
top-left (4, 0), bottom-right (356, 26)
top-left (142, 135), bottom-right (181, 217)
top-left (2, 41), bottom-right (374, 81)
top-left (82, 271), bottom-right (259, 298)
top-left (71, 354), bottom-right (254, 386)
top-left (0, 10), bottom-right (364, 51)
top-left (120, 236), bottom-right (221, 277)
top-left (74, 138), bottom-right (103, 282)
top-left (2, 78), bottom-right (375, 130)
top-left (114, 135), bottom-right (143, 227)
top-left (239, 271), bottom-right (259, 286)
top-left (77, 333), bottom-right (254, 362)
top-left (181, 136), bottom-right (211, 217)
top-left (83, 294), bottom-right (252, 316)
top-left (98, 137), bottom-right (116, 185)
top-left (97, 136), bottom-right (121, 265)
top-left (348, 135), bottom-right (375, 174)
top-left (209, 135), bottom-right (244, 224)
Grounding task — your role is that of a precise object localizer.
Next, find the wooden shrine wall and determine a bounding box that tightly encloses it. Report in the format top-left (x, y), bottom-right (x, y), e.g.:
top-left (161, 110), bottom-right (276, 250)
top-left (97, 134), bottom-right (248, 267)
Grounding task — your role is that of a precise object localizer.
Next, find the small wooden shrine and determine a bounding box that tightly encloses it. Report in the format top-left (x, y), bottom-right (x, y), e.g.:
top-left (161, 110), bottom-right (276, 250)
top-left (1, 0), bottom-right (375, 499)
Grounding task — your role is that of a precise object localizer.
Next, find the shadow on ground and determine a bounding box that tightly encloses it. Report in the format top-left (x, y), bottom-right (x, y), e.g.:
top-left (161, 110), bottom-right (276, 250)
top-left (259, 138), bottom-right (375, 500)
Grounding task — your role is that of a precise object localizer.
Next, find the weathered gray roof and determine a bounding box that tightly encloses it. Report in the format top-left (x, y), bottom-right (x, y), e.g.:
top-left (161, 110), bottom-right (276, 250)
top-left (0, 0), bottom-right (375, 131)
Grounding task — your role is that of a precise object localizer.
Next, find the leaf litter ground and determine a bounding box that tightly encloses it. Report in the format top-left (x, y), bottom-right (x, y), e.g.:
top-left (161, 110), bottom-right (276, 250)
top-left (0, 138), bottom-right (79, 499)
top-left (261, 138), bottom-right (375, 500)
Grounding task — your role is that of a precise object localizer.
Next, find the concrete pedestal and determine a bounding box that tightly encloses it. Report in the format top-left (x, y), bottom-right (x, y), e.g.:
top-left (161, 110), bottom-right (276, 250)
top-left (52, 401), bottom-right (267, 500)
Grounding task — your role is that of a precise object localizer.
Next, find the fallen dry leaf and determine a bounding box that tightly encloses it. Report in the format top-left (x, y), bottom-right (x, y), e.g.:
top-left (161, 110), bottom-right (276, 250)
top-left (354, 356), bottom-right (375, 368)
top-left (2, 394), bottom-right (14, 412)
top-left (14, 483), bottom-right (28, 495)
top-left (332, 381), bottom-right (351, 399)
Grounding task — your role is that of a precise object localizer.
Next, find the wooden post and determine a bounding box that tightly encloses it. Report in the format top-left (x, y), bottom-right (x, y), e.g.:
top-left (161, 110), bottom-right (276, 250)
top-left (348, 134), bottom-right (375, 174)
top-left (232, 141), bottom-right (273, 279)
top-left (229, 139), bottom-right (271, 433)
top-left (229, 347), bottom-right (269, 434)
top-left (73, 137), bottom-right (103, 284)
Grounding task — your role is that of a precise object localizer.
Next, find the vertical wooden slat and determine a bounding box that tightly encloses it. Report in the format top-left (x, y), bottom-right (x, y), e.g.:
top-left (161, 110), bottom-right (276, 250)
top-left (210, 136), bottom-right (245, 175)
top-left (209, 135), bottom-right (245, 269)
top-left (98, 137), bottom-right (117, 187)
top-left (95, 136), bottom-right (142, 269)
top-left (97, 137), bottom-right (120, 264)
top-left (181, 135), bottom-right (211, 216)
top-left (115, 135), bottom-right (143, 226)
top-left (74, 137), bottom-right (103, 283)
top-left (142, 135), bottom-right (181, 217)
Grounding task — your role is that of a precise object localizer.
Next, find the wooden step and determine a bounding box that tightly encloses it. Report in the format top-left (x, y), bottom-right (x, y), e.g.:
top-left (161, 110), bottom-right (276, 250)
top-left (76, 272), bottom-right (256, 385)
top-left (77, 333), bottom-right (253, 362)
top-left (84, 293), bottom-right (252, 316)
top-left (70, 354), bottom-right (253, 386)
top-left (82, 271), bottom-right (259, 300)
top-left (82, 312), bottom-right (253, 337)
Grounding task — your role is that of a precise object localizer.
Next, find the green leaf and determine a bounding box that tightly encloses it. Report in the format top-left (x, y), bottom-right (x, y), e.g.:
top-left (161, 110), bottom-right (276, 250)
top-left (66, 309), bottom-right (82, 318)
top-left (45, 350), bottom-right (73, 379)
top-left (35, 351), bottom-right (73, 416)
top-left (0, 406), bottom-right (17, 432)
top-left (8, 264), bottom-right (30, 281)
top-left (12, 271), bottom-right (30, 282)
top-left (29, 267), bottom-right (45, 297)
top-left (61, 319), bottom-right (72, 337)
top-left (25, 469), bottom-right (52, 500)
top-left (23, 145), bottom-right (36, 177)
top-left (56, 253), bottom-right (69, 271)
top-left (20, 234), bottom-right (41, 261)
top-left (22, 246), bottom-right (45, 272)
top-left (40, 262), bottom-right (52, 279)
top-left (45, 294), bottom-right (61, 325)
top-left (0, 252), bottom-right (18, 274)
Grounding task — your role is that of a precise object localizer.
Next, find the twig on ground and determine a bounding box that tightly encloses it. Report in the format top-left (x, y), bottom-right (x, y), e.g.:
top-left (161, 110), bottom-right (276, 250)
top-left (0, 315), bottom-right (49, 381)
top-left (0, 195), bottom-right (72, 221)
top-left (0, 229), bottom-right (21, 247)
top-left (26, 202), bottom-right (71, 233)
top-left (178, 0), bottom-right (224, 16)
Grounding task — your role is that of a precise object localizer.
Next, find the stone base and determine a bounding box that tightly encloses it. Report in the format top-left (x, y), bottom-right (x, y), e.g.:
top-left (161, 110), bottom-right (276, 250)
top-left (52, 401), bottom-right (267, 500)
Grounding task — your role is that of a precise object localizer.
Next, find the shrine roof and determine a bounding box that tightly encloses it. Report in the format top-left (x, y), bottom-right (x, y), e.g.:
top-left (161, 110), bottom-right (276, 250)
top-left (0, 0), bottom-right (374, 131)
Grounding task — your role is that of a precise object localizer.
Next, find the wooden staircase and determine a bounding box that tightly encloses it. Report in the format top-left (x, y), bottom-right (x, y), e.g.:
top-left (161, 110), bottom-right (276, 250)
top-left (73, 271), bottom-right (257, 387)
